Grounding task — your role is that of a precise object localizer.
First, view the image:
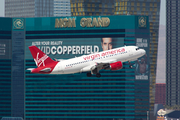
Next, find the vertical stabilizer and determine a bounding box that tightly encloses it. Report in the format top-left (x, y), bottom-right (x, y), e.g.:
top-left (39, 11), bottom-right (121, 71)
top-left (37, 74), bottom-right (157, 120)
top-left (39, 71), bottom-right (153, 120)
top-left (29, 46), bottom-right (55, 67)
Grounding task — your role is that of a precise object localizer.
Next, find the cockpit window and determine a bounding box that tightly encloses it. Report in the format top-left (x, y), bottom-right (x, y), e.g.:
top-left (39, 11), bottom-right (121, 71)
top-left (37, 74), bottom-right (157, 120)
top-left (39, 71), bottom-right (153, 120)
top-left (136, 48), bottom-right (139, 51)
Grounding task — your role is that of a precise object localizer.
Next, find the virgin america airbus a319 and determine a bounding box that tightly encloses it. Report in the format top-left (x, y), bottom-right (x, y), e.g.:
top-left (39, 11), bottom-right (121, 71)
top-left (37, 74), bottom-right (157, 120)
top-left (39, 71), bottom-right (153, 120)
top-left (27, 45), bottom-right (146, 77)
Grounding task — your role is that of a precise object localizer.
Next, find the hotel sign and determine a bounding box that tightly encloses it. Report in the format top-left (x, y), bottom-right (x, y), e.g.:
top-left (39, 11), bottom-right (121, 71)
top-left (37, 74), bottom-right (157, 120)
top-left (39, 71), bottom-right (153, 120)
top-left (55, 17), bottom-right (110, 28)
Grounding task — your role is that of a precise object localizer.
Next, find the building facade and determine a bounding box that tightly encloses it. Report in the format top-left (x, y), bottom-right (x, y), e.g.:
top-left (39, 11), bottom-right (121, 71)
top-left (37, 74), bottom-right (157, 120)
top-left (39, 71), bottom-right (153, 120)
top-left (70, 0), bottom-right (114, 16)
top-left (0, 15), bottom-right (150, 120)
top-left (5, 0), bottom-right (36, 17)
top-left (54, 0), bottom-right (71, 17)
top-left (34, 0), bottom-right (54, 17)
top-left (0, 18), bottom-right (12, 119)
top-left (5, 0), bottom-right (70, 17)
top-left (70, 0), bottom-right (161, 111)
top-left (166, 0), bottom-right (180, 106)
top-left (114, 0), bottom-right (161, 111)
top-left (155, 83), bottom-right (166, 105)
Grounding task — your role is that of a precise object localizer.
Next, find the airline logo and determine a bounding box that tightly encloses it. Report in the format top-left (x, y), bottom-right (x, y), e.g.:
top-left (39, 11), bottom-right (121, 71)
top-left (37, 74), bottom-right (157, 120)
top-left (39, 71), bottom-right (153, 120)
top-left (83, 48), bottom-right (126, 60)
top-left (34, 52), bottom-right (48, 67)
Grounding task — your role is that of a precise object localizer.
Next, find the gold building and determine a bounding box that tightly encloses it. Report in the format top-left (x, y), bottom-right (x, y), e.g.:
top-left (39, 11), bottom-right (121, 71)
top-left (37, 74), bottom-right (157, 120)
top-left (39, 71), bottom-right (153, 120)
top-left (70, 0), bottom-right (114, 16)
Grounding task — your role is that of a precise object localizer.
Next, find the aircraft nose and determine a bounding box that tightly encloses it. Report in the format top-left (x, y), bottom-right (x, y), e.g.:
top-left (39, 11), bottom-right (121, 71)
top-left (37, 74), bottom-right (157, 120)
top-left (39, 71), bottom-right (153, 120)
top-left (141, 49), bottom-right (146, 55)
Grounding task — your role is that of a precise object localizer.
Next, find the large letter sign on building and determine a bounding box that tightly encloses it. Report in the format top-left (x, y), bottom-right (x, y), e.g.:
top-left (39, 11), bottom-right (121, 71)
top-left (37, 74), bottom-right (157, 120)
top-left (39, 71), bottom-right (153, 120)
top-left (0, 15), bottom-right (150, 120)
top-left (55, 18), bottom-right (76, 28)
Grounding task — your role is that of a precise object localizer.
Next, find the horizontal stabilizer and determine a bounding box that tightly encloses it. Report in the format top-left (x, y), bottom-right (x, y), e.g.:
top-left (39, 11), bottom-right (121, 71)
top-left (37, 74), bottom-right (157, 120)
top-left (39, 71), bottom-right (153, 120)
top-left (27, 68), bottom-right (35, 71)
top-left (40, 68), bottom-right (51, 72)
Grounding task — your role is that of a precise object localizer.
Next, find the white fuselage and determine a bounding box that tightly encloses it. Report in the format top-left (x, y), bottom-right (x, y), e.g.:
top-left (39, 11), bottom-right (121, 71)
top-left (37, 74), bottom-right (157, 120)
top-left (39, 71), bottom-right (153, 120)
top-left (51, 46), bottom-right (146, 74)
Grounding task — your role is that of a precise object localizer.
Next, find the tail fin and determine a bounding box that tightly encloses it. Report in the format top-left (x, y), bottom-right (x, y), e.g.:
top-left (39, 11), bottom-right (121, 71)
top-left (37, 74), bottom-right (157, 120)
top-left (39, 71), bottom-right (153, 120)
top-left (29, 46), bottom-right (55, 67)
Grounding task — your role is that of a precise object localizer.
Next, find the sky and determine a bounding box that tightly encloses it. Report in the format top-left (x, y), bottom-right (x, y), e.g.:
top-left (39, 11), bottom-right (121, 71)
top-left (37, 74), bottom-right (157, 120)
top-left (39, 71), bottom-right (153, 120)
top-left (0, 0), bottom-right (166, 25)
top-left (160, 0), bottom-right (166, 25)
top-left (0, 0), bottom-right (4, 17)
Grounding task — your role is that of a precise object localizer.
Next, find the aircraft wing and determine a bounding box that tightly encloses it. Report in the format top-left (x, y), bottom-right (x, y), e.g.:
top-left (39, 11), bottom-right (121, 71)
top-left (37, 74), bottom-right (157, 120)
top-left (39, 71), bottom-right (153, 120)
top-left (81, 59), bottom-right (117, 73)
top-left (91, 59), bottom-right (118, 70)
top-left (96, 59), bottom-right (117, 64)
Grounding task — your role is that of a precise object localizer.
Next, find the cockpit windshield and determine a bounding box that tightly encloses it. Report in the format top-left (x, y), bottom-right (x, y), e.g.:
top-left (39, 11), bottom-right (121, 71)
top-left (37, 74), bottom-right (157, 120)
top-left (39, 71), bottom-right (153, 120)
top-left (136, 48), bottom-right (139, 51)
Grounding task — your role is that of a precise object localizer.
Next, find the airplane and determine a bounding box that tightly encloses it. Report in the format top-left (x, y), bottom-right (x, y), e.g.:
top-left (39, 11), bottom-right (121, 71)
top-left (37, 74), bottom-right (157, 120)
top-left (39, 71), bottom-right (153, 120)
top-left (27, 45), bottom-right (146, 77)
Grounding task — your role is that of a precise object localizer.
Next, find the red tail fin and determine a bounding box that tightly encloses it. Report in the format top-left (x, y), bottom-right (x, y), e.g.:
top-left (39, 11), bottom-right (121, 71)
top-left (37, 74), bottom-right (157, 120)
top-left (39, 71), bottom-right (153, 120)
top-left (29, 46), bottom-right (55, 67)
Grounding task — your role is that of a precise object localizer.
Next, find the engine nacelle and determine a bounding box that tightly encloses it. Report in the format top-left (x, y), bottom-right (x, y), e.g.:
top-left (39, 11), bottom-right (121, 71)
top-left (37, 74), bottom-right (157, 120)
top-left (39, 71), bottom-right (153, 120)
top-left (104, 61), bottom-right (123, 71)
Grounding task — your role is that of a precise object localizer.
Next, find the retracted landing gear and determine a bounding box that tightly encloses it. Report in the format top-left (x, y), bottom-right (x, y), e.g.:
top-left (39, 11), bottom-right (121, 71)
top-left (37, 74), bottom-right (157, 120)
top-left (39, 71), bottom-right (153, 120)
top-left (87, 72), bottom-right (92, 77)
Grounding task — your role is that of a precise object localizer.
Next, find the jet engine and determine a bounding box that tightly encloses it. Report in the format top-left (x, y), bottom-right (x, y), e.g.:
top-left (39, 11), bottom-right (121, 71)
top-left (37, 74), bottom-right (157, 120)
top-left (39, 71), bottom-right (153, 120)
top-left (104, 61), bottom-right (123, 70)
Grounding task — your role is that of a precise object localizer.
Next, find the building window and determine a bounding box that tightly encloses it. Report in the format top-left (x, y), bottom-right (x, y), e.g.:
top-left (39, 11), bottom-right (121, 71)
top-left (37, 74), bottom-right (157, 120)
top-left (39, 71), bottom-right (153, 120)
top-left (131, 2), bottom-right (134, 6)
top-left (150, 3), bottom-right (153, 7)
top-left (154, 3), bottom-right (157, 7)
top-left (88, 4), bottom-right (91, 7)
top-left (137, 2), bottom-right (140, 6)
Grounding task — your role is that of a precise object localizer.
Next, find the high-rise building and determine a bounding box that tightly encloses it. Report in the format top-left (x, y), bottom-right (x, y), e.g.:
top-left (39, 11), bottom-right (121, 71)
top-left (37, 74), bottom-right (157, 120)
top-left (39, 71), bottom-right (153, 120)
top-left (5, 0), bottom-right (36, 17)
top-left (114, 0), bottom-right (161, 110)
top-left (34, 0), bottom-right (54, 17)
top-left (0, 19), bottom-right (12, 118)
top-left (70, 0), bottom-right (161, 111)
top-left (0, 15), bottom-right (150, 120)
top-left (54, 0), bottom-right (71, 17)
top-left (0, 18), bottom-right (25, 119)
top-left (155, 83), bottom-right (166, 105)
top-left (70, 0), bottom-right (114, 16)
top-left (5, 0), bottom-right (70, 17)
top-left (166, 0), bottom-right (180, 106)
